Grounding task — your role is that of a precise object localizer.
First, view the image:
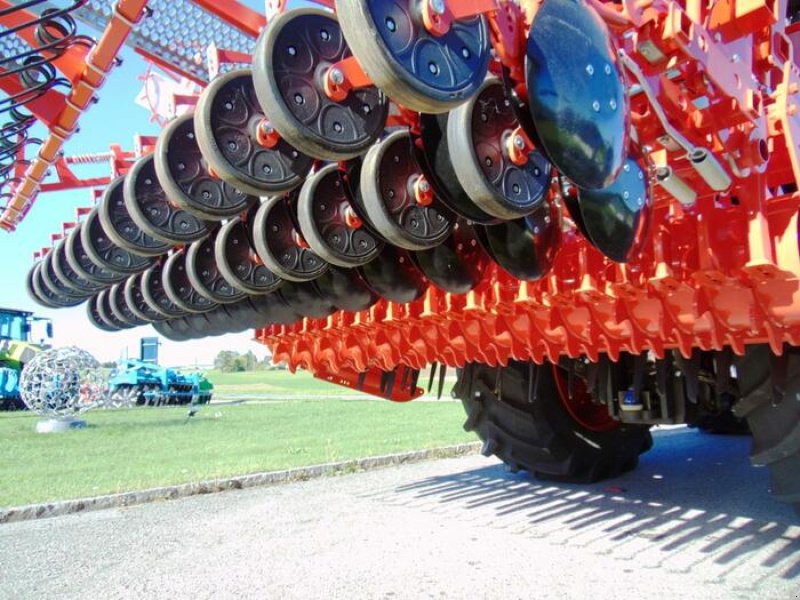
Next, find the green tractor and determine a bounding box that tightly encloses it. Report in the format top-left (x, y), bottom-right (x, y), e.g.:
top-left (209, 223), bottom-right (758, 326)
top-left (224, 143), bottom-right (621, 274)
top-left (0, 308), bottom-right (52, 410)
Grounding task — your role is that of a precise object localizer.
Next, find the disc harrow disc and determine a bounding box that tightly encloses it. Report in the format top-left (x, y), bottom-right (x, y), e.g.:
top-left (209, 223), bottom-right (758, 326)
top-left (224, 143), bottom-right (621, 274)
top-left (98, 175), bottom-right (171, 256)
top-left (81, 207), bottom-right (154, 275)
top-left (249, 291), bottom-right (303, 326)
top-left (153, 318), bottom-right (189, 341)
top-left (278, 282), bottom-right (337, 320)
top-left (141, 262), bottom-right (187, 319)
top-left (97, 288), bottom-right (133, 330)
top-left (214, 216), bottom-right (283, 295)
top-left (124, 273), bottom-right (165, 323)
top-left (335, 0), bottom-right (491, 113)
top-left (193, 71), bottom-right (314, 198)
top-left (87, 292), bottom-right (121, 332)
top-left (253, 193), bottom-right (329, 283)
top-left (185, 235), bottom-right (247, 305)
top-left (418, 112), bottom-right (498, 224)
top-left (297, 163), bottom-right (383, 268)
top-left (162, 249), bottom-right (219, 314)
top-left (109, 282), bottom-right (148, 327)
top-left (125, 154), bottom-right (209, 245)
top-left (577, 156), bottom-right (651, 263)
top-left (448, 77), bottom-right (552, 220)
top-left (413, 220), bottom-right (489, 295)
top-left (361, 129), bottom-right (453, 251)
top-left (220, 300), bottom-right (259, 332)
top-left (253, 8), bottom-right (389, 161)
top-left (359, 245), bottom-right (427, 304)
top-left (525, 0), bottom-right (628, 190)
top-left (51, 239), bottom-right (101, 295)
top-left (316, 267), bottom-right (379, 313)
top-left (476, 196), bottom-right (561, 281)
top-left (39, 250), bottom-right (87, 302)
top-left (65, 224), bottom-right (125, 286)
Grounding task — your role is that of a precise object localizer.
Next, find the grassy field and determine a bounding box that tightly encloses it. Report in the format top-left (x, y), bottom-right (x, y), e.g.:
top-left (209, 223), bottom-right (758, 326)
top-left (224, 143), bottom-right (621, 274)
top-left (0, 400), bottom-right (474, 507)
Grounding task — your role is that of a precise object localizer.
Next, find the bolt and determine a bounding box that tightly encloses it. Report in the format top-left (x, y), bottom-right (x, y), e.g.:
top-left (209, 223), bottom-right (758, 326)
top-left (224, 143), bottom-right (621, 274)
top-left (329, 68), bottom-right (344, 86)
top-left (514, 135), bottom-right (526, 150)
top-left (592, 100), bottom-right (600, 112)
top-left (609, 99), bottom-right (617, 110)
top-left (604, 64), bottom-right (612, 75)
top-left (418, 178), bottom-right (431, 193)
top-left (586, 64), bottom-right (594, 76)
top-left (261, 121), bottom-right (274, 135)
top-left (430, 0), bottom-right (445, 15)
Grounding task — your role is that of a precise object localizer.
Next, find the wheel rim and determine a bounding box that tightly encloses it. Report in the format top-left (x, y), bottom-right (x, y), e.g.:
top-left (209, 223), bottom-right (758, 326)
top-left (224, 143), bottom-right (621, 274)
top-left (577, 155), bottom-right (652, 263)
top-left (99, 175), bottom-right (171, 256)
top-left (413, 219), bottom-right (489, 295)
top-left (525, 0), bottom-right (629, 190)
top-left (449, 77), bottom-right (552, 220)
top-left (552, 361), bottom-right (618, 432)
top-left (109, 282), bottom-right (148, 326)
top-left (185, 235), bottom-right (247, 304)
top-left (162, 248), bottom-right (219, 313)
top-left (214, 216), bottom-right (284, 295)
top-left (51, 239), bottom-right (101, 294)
top-left (194, 70), bottom-right (314, 197)
top-left (124, 273), bottom-right (165, 322)
top-left (297, 163), bottom-right (383, 268)
top-left (335, 0), bottom-right (491, 113)
top-left (82, 207), bottom-right (154, 275)
top-left (87, 292), bottom-right (121, 331)
top-left (140, 262), bottom-right (187, 319)
top-left (65, 224), bottom-right (124, 285)
top-left (39, 251), bottom-right (86, 301)
top-left (253, 193), bottom-right (329, 282)
top-left (31, 259), bottom-right (84, 307)
top-left (361, 129), bottom-right (453, 251)
top-left (476, 196), bottom-right (561, 281)
top-left (252, 8), bottom-right (389, 161)
top-left (27, 264), bottom-right (59, 308)
top-left (125, 154), bottom-right (209, 245)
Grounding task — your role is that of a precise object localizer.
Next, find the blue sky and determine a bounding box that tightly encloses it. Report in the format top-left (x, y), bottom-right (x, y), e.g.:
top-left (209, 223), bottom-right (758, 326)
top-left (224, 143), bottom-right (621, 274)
top-left (0, 1), bottom-right (300, 365)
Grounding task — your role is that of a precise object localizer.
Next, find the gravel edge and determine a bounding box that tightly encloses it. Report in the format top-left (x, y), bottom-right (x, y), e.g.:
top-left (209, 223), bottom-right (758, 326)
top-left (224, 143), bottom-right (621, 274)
top-left (0, 442), bottom-right (481, 524)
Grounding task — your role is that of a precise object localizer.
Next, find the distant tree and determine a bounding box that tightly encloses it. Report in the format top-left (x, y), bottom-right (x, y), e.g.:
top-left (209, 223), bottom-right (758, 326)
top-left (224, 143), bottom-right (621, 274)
top-left (100, 361), bottom-right (117, 369)
top-left (214, 350), bottom-right (239, 372)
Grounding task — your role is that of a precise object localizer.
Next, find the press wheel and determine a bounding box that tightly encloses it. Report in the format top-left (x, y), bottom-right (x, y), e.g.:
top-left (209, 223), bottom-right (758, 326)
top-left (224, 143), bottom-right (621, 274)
top-left (65, 224), bottom-right (124, 286)
top-left (124, 273), bottom-right (166, 323)
top-left (39, 250), bottom-right (87, 302)
top-left (185, 235), bottom-right (247, 305)
top-left (140, 262), bottom-right (187, 319)
top-left (335, 0), bottom-right (491, 113)
top-left (109, 282), bottom-right (148, 327)
top-left (193, 69), bottom-right (314, 197)
top-left (447, 77), bottom-right (552, 220)
top-left (125, 154), bottom-right (209, 245)
top-left (413, 219), bottom-right (489, 295)
top-left (51, 238), bottom-right (101, 295)
top-left (252, 8), bottom-right (389, 161)
top-left (214, 216), bottom-right (284, 295)
top-left (162, 249), bottom-right (219, 314)
top-left (97, 288), bottom-right (134, 330)
top-left (81, 207), bottom-right (154, 275)
top-left (360, 128), bottom-right (453, 250)
top-left (359, 244), bottom-right (428, 304)
top-left (87, 292), bottom-right (122, 332)
top-left (297, 163), bottom-right (383, 268)
top-left (252, 193), bottom-right (329, 283)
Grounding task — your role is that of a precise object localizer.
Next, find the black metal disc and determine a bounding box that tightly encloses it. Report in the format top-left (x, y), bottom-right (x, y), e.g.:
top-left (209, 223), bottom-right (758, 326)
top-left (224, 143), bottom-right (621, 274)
top-left (124, 273), bottom-right (165, 323)
top-left (335, 0), bottom-right (491, 113)
top-left (81, 207), bottom-right (154, 275)
top-left (249, 291), bottom-right (303, 326)
top-left (97, 288), bottom-right (133, 330)
top-left (193, 70), bottom-right (315, 198)
top-left (124, 154), bottom-right (209, 245)
top-left (182, 312), bottom-right (220, 338)
top-left (314, 266), bottom-right (379, 313)
top-left (418, 112), bottom-right (499, 224)
top-left (252, 8), bottom-right (389, 161)
top-left (31, 258), bottom-right (85, 308)
top-left (219, 300), bottom-right (258, 332)
top-left (153, 318), bottom-right (189, 342)
top-left (51, 238), bottom-right (102, 295)
top-left (297, 162), bottom-right (383, 268)
top-left (525, 0), bottom-right (628, 190)
top-left (87, 292), bottom-right (121, 332)
top-left (39, 250), bottom-right (87, 301)
top-left (359, 244), bottom-right (428, 304)
top-left (252, 193), bottom-right (329, 283)
top-left (65, 224), bottom-right (125, 286)
top-left (162, 249), bottom-right (219, 314)
top-left (412, 220), bottom-right (489, 294)
top-left (277, 282), bottom-right (337, 320)
top-left (26, 264), bottom-right (58, 309)
top-left (214, 216), bottom-right (284, 295)
top-left (196, 306), bottom-right (232, 336)
top-left (361, 128), bottom-right (453, 250)
top-left (577, 156), bottom-right (651, 263)
top-left (98, 175), bottom-right (171, 257)
top-left (476, 196), bottom-right (561, 281)
top-left (185, 235), bottom-right (247, 305)
top-left (140, 262), bottom-right (187, 319)
top-left (109, 282), bottom-right (148, 326)
top-left (447, 77), bottom-right (552, 220)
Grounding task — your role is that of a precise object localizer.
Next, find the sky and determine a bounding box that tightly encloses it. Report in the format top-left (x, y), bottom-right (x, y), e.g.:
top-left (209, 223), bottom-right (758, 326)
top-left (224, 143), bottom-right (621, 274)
top-left (0, 1), bottom-right (300, 366)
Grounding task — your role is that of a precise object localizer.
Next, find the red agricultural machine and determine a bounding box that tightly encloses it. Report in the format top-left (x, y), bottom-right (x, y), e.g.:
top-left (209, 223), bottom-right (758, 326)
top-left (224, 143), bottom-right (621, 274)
top-left (7, 0), bottom-right (800, 509)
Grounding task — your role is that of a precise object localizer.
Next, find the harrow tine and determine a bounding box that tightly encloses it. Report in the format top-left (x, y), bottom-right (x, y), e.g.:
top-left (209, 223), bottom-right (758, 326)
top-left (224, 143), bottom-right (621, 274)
top-left (356, 371), bottom-right (367, 392)
top-left (410, 369), bottom-right (421, 394)
top-left (428, 362), bottom-right (437, 393)
top-left (437, 364), bottom-right (447, 400)
top-left (385, 369), bottom-right (397, 398)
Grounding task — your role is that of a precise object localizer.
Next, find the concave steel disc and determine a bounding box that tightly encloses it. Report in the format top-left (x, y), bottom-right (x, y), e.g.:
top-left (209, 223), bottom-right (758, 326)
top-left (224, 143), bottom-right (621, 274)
top-left (525, 0), bottom-right (628, 190)
top-left (359, 244), bottom-right (427, 304)
top-left (98, 174), bottom-right (171, 256)
top-left (315, 267), bottom-right (379, 313)
top-left (277, 282), bottom-right (337, 320)
top-left (153, 318), bottom-right (189, 341)
top-left (162, 249), bottom-right (219, 314)
top-left (248, 292), bottom-right (303, 327)
top-left (81, 206), bottom-right (154, 275)
top-left (185, 234), bottom-right (247, 305)
top-left (476, 196), bottom-right (561, 281)
top-left (214, 215), bottom-right (284, 295)
top-left (413, 220), bottom-right (490, 295)
top-left (576, 156), bottom-right (652, 263)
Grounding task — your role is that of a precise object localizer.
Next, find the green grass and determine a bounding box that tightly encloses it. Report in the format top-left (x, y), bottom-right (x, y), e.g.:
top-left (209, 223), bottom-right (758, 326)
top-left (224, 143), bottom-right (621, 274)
top-left (0, 400), bottom-right (474, 507)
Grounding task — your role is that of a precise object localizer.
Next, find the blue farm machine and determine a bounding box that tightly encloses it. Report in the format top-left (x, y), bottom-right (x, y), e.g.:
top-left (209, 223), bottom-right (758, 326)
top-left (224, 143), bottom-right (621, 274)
top-left (0, 307), bottom-right (51, 410)
top-left (107, 359), bottom-right (213, 407)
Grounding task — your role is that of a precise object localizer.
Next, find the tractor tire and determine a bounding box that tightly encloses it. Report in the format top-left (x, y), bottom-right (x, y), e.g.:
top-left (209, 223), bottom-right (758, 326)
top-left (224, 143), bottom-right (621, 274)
top-left (454, 359), bottom-right (652, 483)
top-left (734, 344), bottom-right (800, 510)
